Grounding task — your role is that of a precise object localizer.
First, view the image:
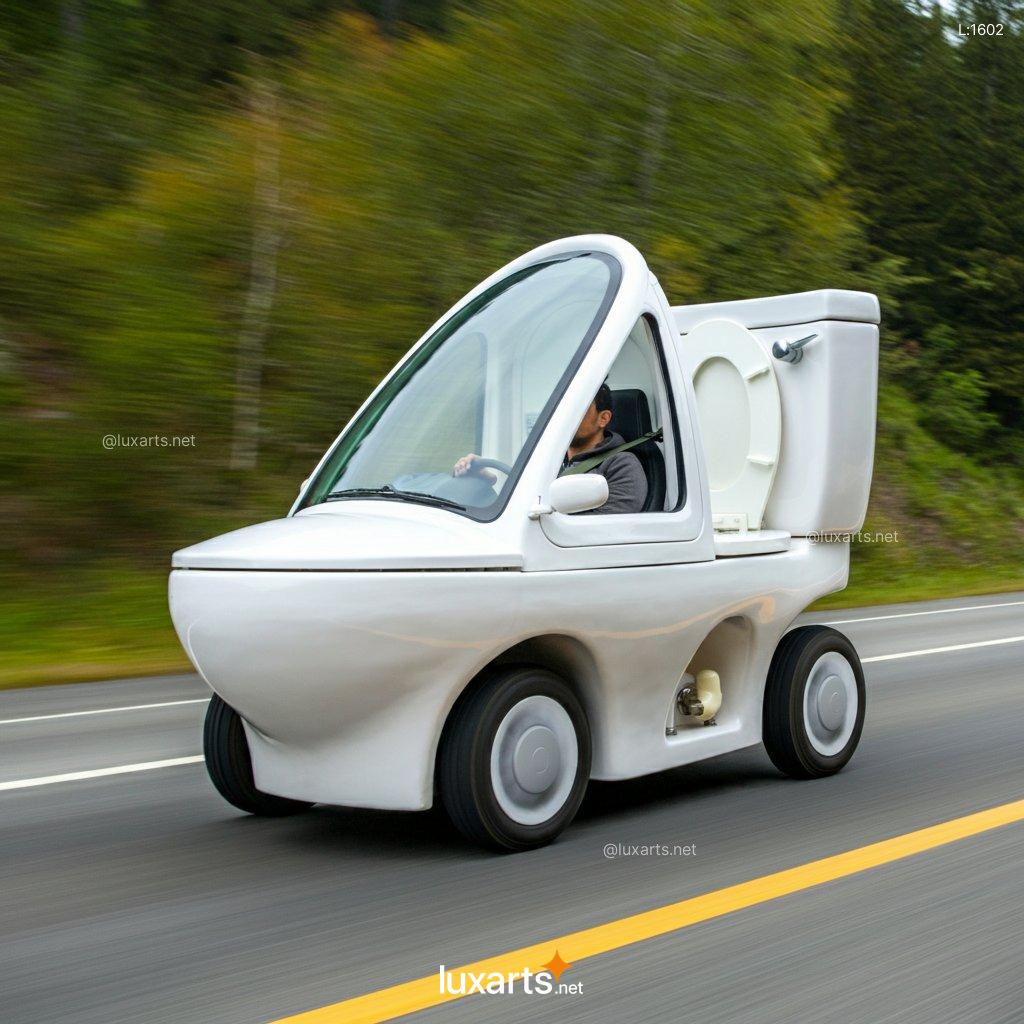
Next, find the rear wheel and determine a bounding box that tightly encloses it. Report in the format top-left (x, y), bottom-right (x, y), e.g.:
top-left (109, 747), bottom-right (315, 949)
top-left (203, 694), bottom-right (313, 816)
top-left (763, 626), bottom-right (865, 779)
top-left (439, 667), bottom-right (591, 851)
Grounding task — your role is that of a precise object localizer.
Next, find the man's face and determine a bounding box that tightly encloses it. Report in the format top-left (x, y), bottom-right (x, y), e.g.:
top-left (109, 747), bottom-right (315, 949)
top-left (572, 401), bottom-right (612, 448)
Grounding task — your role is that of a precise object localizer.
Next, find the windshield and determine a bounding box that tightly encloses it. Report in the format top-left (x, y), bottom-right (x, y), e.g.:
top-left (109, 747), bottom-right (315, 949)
top-left (301, 253), bottom-right (619, 520)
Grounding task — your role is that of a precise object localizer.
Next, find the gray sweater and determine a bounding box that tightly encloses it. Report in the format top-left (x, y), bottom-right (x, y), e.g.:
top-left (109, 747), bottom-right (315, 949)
top-left (560, 431), bottom-right (648, 514)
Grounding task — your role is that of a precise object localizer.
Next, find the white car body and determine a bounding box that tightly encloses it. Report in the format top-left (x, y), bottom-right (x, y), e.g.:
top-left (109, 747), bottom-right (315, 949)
top-left (169, 235), bottom-right (879, 812)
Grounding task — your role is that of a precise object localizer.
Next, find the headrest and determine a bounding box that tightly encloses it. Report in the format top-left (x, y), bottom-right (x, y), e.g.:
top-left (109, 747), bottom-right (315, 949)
top-left (610, 388), bottom-right (652, 443)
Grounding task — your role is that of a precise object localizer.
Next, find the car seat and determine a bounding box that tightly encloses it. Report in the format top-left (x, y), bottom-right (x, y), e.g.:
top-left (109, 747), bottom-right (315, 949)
top-left (610, 388), bottom-right (666, 512)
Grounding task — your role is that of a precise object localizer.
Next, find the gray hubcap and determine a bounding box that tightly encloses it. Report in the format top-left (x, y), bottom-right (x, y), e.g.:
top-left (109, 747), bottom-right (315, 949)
top-left (490, 696), bottom-right (578, 825)
top-left (802, 652), bottom-right (858, 756)
top-left (512, 725), bottom-right (561, 793)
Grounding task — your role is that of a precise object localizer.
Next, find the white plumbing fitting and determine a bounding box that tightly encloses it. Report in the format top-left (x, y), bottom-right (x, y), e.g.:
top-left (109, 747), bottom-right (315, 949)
top-left (694, 669), bottom-right (722, 722)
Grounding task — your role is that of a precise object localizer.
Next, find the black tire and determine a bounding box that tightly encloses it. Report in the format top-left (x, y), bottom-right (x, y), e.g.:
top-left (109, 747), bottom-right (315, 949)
top-left (203, 694), bottom-right (313, 816)
top-left (439, 666), bottom-right (591, 852)
top-left (763, 625), bottom-right (866, 779)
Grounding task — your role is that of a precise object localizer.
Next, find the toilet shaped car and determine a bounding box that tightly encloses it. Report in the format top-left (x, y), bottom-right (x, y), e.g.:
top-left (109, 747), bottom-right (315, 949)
top-left (169, 234), bottom-right (880, 851)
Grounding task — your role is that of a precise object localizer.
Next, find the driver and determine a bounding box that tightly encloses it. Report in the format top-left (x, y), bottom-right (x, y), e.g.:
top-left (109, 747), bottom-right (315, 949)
top-left (454, 383), bottom-right (647, 514)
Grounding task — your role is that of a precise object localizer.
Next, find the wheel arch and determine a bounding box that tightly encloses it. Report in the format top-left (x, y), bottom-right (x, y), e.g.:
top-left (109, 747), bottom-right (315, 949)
top-left (678, 612), bottom-right (779, 732)
top-left (431, 633), bottom-right (602, 797)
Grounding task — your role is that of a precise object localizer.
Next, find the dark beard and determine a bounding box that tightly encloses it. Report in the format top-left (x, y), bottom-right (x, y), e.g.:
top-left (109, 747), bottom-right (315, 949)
top-left (572, 429), bottom-right (602, 451)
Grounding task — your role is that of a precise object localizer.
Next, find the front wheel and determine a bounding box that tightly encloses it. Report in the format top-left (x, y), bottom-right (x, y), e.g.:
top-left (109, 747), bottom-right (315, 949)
top-left (763, 626), bottom-right (866, 779)
top-left (203, 694), bottom-right (313, 816)
top-left (439, 667), bottom-right (591, 851)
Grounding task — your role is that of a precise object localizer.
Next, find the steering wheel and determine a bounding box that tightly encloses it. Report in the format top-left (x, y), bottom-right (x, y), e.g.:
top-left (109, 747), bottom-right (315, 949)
top-left (470, 456), bottom-right (513, 475)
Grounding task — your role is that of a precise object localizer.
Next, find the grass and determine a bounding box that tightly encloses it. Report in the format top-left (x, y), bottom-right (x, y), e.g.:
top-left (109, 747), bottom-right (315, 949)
top-left (814, 563), bottom-right (1024, 610)
top-left (0, 565), bottom-right (190, 690)
top-left (1, 556), bottom-right (1021, 692)
top-left (2, 383), bottom-right (1022, 690)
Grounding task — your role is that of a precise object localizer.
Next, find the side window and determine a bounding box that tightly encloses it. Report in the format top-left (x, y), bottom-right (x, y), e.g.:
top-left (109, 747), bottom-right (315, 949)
top-left (600, 316), bottom-right (685, 513)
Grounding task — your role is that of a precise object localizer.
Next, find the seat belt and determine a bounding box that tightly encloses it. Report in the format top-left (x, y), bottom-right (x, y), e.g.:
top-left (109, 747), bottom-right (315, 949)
top-left (562, 428), bottom-right (663, 476)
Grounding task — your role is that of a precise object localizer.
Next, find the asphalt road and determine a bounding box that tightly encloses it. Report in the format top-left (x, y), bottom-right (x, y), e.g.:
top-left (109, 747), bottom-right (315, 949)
top-left (2, 593), bottom-right (1023, 1024)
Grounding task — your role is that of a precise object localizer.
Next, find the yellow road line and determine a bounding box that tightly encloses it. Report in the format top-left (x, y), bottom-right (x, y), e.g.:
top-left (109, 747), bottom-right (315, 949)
top-left (273, 797), bottom-right (1024, 1024)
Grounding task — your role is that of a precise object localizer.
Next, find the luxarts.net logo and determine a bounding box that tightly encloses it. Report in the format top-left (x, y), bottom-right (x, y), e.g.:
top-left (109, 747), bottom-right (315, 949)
top-left (438, 950), bottom-right (581, 997)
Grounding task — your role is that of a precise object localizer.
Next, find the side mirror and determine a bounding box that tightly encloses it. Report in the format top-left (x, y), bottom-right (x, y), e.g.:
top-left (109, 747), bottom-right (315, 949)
top-left (548, 474), bottom-right (609, 515)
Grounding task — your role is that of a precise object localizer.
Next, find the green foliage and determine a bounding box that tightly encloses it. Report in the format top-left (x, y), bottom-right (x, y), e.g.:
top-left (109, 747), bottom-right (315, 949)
top-left (0, 563), bottom-right (190, 688)
top-left (1, 0), bottom-right (1023, 682)
top-left (2, 0), bottom-right (858, 564)
top-left (834, 378), bottom-right (1024, 611)
top-left (840, 0), bottom-right (1024, 458)
top-left (924, 369), bottom-right (1000, 453)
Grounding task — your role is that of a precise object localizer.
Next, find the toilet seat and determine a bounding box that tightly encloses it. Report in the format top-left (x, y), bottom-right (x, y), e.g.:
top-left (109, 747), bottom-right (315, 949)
top-left (683, 319), bottom-right (781, 532)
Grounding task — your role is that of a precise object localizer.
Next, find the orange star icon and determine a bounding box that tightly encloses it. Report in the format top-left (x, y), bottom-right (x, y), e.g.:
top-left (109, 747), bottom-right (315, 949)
top-left (540, 949), bottom-right (572, 983)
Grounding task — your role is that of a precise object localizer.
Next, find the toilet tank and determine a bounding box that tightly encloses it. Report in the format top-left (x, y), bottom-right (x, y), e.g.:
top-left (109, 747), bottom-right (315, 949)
top-left (673, 290), bottom-right (880, 537)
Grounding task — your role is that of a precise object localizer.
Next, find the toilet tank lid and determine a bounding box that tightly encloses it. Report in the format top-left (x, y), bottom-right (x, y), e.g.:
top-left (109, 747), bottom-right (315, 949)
top-left (672, 289), bottom-right (880, 333)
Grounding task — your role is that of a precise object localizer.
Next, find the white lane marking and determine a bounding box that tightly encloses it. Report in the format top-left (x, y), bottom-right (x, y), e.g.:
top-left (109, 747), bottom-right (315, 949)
top-left (828, 598), bottom-right (1024, 626)
top-left (0, 756), bottom-right (204, 792)
top-left (4, 635), bottom-right (1022, 793)
top-left (1, 598), bottom-right (1019, 722)
top-left (0, 698), bottom-right (209, 726)
top-left (863, 635), bottom-right (1024, 663)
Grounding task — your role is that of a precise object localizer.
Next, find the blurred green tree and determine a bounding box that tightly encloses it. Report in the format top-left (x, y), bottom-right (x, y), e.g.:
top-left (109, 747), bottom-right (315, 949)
top-left (840, 0), bottom-right (1024, 458)
top-left (1, 0), bottom-right (1022, 625)
top-left (3, 0), bottom-right (859, 564)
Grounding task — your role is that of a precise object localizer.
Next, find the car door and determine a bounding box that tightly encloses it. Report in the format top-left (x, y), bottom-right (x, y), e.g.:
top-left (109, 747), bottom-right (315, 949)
top-left (521, 259), bottom-right (714, 572)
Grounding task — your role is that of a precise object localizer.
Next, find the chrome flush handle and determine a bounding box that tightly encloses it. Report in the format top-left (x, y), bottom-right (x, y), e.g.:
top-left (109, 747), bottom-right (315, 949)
top-left (772, 333), bottom-right (818, 364)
